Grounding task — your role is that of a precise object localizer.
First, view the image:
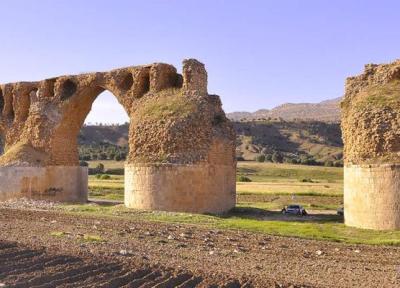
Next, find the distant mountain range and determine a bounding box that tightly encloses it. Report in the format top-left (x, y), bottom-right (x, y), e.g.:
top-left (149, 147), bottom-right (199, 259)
top-left (227, 97), bottom-right (341, 122)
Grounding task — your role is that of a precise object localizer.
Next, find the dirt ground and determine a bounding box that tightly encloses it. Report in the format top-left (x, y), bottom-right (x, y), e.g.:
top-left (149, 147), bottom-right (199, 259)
top-left (0, 207), bottom-right (399, 288)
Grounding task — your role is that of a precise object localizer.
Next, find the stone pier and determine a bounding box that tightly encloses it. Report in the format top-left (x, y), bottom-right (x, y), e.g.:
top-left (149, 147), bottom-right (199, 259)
top-left (342, 59), bottom-right (400, 230)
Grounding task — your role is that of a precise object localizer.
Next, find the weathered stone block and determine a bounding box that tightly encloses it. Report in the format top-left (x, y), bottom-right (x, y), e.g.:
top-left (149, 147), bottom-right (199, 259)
top-left (0, 166), bottom-right (87, 203)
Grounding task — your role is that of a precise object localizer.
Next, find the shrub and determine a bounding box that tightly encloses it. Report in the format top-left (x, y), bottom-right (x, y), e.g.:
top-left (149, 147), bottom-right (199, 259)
top-left (237, 175), bottom-right (252, 182)
top-left (256, 155), bottom-right (266, 162)
top-left (334, 160), bottom-right (344, 167)
top-left (265, 154), bottom-right (273, 162)
top-left (300, 178), bottom-right (313, 183)
top-left (272, 152), bottom-right (283, 163)
top-left (79, 161), bottom-right (89, 167)
top-left (99, 153), bottom-right (108, 160)
top-left (80, 154), bottom-right (91, 161)
top-left (300, 156), bottom-right (318, 166)
top-left (105, 168), bottom-right (124, 175)
top-left (96, 163), bottom-right (104, 173)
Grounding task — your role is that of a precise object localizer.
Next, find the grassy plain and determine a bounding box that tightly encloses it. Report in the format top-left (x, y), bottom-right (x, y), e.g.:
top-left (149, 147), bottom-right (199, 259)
top-left (61, 161), bottom-right (400, 245)
top-left (88, 161), bottom-right (344, 210)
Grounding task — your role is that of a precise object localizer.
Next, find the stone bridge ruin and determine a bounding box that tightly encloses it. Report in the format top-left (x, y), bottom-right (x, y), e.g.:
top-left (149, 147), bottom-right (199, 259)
top-left (0, 59), bottom-right (236, 213)
top-left (342, 59), bottom-right (400, 230)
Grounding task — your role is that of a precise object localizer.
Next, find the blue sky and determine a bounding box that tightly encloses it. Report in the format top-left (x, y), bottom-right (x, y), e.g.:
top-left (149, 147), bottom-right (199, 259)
top-left (1, 0), bottom-right (400, 123)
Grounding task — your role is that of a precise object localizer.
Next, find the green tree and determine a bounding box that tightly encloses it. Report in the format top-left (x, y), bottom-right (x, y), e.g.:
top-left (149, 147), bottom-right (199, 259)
top-left (272, 152), bottom-right (283, 163)
top-left (96, 163), bottom-right (104, 174)
top-left (256, 155), bottom-right (266, 162)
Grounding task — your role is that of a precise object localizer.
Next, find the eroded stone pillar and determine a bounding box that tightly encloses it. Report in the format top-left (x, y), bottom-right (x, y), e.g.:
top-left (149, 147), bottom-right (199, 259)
top-left (125, 60), bottom-right (236, 213)
top-left (342, 60), bottom-right (400, 230)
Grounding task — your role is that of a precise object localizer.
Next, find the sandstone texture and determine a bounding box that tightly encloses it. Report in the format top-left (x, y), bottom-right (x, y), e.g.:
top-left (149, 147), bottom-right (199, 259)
top-left (0, 59), bottom-right (236, 212)
top-left (342, 59), bottom-right (400, 229)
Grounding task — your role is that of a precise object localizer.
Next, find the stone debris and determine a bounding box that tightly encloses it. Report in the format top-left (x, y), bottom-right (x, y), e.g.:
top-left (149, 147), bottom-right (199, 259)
top-left (0, 198), bottom-right (59, 210)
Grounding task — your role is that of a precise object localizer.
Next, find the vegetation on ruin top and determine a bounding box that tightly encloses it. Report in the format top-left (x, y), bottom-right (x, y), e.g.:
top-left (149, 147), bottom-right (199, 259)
top-left (345, 79), bottom-right (400, 110)
top-left (136, 88), bottom-right (197, 122)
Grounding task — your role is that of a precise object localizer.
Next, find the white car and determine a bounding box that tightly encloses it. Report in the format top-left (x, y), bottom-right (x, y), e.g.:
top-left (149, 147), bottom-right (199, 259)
top-left (281, 205), bottom-right (308, 216)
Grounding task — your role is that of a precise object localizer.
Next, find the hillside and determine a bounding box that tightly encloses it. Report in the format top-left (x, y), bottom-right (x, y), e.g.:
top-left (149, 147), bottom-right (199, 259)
top-left (0, 121), bottom-right (343, 165)
top-left (234, 120), bottom-right (343, 165)
top-left (76, 120), bottom-right (343, 166)
top-left (228, 97), bottom-right (341, 122)
top-left (78, 123), bottom-right (129, 147)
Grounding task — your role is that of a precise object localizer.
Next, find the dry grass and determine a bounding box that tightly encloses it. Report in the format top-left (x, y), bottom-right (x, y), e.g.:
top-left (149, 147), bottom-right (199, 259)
top-left (237, 181), bottom-right (342, 196)
top-left (136, 88), bottom-right (196, 121)
top-left (88, 160), bottom-right (124, 169)
top-left (345, 79), bottom-right (400, 110)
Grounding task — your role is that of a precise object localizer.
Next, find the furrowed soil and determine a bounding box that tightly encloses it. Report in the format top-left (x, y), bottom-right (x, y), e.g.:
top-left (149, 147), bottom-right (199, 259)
top-left (0, 207), bottom-right (399, 287)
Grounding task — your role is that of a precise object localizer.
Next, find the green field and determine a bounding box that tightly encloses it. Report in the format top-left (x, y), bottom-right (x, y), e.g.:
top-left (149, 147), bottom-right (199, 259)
top-left (69, 160), bottom-right (397, 245)
top-left (88, 161), bottom-right (344, 210)
top-left (61, 203), bottom-right (400, 246)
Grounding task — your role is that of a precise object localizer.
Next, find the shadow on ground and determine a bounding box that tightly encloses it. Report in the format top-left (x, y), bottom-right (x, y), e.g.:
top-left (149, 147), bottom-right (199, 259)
top-left (87, 199), bottom-right (343, 224)
top-left (225, 206), bottom-right (343, 223)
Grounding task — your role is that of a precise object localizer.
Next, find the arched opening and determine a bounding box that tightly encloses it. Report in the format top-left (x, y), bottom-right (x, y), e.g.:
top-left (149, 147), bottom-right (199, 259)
top-left (79, 90), bottom-right (129, 202)
top-left (60, 79), bottom-right (77, 101)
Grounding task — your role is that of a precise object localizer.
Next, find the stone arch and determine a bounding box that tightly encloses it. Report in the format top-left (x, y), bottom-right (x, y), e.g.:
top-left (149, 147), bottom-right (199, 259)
top-left (0, 59), bottom-right (236, 213)
top-left (50, 85), bottom-right (106, 165)
top-left (49, 82), bottom-right (132, 166)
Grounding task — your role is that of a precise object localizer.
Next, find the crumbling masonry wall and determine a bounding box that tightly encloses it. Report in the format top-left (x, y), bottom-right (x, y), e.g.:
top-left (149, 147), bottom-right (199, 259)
top-left (0, 59), bottom-right (236, 213)
top-left (341, 59), bottom-right (400, 230)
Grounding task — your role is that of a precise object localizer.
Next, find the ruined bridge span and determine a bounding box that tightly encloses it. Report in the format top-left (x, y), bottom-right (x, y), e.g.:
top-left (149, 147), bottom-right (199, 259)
top-left (0, 59), bottom-right (236, 213)
top-left (2, 57), bottom-right (400, 230)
